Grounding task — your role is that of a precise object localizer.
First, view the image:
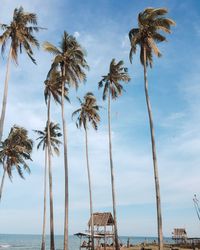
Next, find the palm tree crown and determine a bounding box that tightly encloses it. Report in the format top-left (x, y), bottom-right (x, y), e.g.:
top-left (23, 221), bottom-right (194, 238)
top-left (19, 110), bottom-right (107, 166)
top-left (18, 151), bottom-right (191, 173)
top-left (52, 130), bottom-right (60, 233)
top-left (34, 122), bottom-right (62, 155)
top-left (44, 67), bottom-right (70, 105)
top-left (0, 6), bottom-right (41, 64)
top-left (0, 125), bottom-right (33, 179)
top-left (98, 59), bottom-right (130, 100)
top-left (72, 92), bottom-right (100, 130)
top-left (129, 7), bottom-right (175, 67)
top-left (43, 31), bottom-right (89, 88)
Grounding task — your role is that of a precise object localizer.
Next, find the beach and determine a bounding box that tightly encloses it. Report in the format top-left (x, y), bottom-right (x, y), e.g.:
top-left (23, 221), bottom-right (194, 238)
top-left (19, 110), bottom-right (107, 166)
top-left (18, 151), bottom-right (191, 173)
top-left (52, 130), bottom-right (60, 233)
top-left (0, 235), bottom-right (176, 250)
top-left (96, 242), bottom-right (198, 250)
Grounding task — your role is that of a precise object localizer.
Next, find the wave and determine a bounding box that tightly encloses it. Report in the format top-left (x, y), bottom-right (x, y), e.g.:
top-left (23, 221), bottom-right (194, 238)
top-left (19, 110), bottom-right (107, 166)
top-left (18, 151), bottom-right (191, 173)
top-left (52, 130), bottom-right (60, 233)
top-left (0, 244), bottom-right (29, 249)
top-left (0, 245), bottom-right (11, 249)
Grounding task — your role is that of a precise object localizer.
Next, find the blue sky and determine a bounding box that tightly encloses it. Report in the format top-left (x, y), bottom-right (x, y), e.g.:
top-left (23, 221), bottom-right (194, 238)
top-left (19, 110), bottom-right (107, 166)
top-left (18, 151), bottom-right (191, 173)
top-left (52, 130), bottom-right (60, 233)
top-left (0, 0), bottom-right (200, 237)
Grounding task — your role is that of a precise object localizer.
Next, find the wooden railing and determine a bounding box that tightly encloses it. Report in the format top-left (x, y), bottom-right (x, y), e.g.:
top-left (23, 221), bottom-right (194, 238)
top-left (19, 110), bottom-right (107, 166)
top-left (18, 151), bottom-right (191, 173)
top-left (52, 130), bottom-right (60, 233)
top-left (85, 230), bottom-right (114, 236)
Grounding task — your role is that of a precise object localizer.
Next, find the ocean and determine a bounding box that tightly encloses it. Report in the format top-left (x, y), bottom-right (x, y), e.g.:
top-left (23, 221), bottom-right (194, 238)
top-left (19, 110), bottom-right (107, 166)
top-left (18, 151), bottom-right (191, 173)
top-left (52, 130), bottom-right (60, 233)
top-left (0, 234), bottom-right (173, 250)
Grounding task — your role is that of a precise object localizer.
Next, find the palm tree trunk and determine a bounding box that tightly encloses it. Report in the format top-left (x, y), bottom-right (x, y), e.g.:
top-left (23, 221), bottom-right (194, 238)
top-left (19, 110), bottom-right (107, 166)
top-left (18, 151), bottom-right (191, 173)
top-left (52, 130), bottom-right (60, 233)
top-left (143, 47), bottom-right (163, 250)
top-left (0, 47), bottom-right (12, 141)
top-left (41, 147), bottom-right (48, 250)
top-left (0, 164), bottom-right (6, 202)
top-left (47, 96), bottom-right (55, 250)
top-left (84, 127), bottom-right (95, 250)
top-left (61, 67), bottom-right (69, 250)
top-left (108, 90), bottom-right (120, 250)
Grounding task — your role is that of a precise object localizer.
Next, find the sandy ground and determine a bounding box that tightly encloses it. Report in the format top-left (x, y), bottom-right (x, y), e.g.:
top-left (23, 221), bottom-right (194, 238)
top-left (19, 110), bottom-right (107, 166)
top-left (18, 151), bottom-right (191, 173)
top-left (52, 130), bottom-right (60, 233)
top-left (97, 243), bottom-right (196, 250)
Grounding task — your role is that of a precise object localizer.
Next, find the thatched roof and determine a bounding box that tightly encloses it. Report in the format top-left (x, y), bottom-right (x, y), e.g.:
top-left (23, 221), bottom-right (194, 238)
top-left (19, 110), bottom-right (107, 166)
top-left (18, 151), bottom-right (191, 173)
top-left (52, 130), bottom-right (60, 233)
top-left (88, 212), bottom-right (114, 227)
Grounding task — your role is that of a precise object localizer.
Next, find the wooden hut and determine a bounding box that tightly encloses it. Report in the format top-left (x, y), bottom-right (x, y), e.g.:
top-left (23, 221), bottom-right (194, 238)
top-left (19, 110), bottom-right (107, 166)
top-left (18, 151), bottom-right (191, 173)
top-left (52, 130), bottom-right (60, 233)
top-left (172, 228), bottom-right (187, 243)
top-left (88, 212), bottom-right (115, 248)
top-left (75, 212), bottom-right (116, 249)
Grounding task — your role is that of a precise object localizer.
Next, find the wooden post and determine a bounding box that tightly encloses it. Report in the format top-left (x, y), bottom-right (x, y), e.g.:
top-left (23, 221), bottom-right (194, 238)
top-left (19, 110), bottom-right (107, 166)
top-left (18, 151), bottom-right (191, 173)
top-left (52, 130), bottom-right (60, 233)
top-left (104, 226), bottom-right (106, 250)
top-left (112, 225), bottom-right (115, 250)
top-left (79, 236), bottom-right (82, 250)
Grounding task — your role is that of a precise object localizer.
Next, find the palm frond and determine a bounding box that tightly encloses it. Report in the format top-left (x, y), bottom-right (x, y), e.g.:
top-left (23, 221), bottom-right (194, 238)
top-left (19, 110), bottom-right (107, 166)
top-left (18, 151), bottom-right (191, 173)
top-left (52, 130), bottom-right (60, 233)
top-left (34, 122), bottom-right (62, 155)
top-left (0, 7), bottom-right (40, 63)
top-left (0, 28), bottom-right (11, 57)
top-left (0, 125), bottom-right (33, 180)
top-left (72, 93), bottom-right (100, 131)
top-left (43, 42), bottom-right (61, 55)
top-left (44, 31), bottom-right (89, 90)
top-left (99, 59), bottom-right (130, 100)
top-left (103, 82), bottom-right (109, 101)
top-left (129, 7), bottom-right (175, 67)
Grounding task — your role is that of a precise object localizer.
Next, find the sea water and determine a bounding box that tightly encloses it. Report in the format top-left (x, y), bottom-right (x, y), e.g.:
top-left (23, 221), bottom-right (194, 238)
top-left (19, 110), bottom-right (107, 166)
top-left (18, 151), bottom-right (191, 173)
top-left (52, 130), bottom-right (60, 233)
top-left (0, 234), bottom-right (173, 250)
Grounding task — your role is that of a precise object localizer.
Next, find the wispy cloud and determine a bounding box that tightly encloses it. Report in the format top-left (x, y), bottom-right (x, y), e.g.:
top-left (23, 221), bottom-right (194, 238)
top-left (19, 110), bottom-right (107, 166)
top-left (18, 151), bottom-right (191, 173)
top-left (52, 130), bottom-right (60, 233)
top-left (0, 0), bottom-right (200, 238)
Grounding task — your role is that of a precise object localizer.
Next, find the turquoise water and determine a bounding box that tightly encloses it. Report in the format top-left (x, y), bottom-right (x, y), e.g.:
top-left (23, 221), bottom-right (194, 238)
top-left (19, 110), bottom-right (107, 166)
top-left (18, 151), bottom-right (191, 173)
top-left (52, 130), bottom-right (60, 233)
top-left (0, 234), bottom-right (173, 249)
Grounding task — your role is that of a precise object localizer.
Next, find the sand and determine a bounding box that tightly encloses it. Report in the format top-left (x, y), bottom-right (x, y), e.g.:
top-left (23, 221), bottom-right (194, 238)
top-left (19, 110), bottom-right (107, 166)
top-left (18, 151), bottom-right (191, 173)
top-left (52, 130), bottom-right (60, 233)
top-left (97, 243), bottom-right (196, 250)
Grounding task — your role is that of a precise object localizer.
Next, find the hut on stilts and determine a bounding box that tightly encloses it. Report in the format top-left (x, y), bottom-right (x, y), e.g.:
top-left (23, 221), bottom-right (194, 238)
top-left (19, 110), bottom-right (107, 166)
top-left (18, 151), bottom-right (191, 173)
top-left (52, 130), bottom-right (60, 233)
top-left (75, 212), bottom-right (116, 249)
top-left (172, 228), bottom-right (187, 244)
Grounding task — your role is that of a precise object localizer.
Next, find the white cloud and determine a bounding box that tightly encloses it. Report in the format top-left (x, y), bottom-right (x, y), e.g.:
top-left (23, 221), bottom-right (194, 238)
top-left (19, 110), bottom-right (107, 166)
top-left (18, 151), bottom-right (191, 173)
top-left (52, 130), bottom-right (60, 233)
top-left (0, 0), bottom-right (200, 238)
top-left (121, 34), bottom-right (129, 49)
top-left (73, 31), bottom-right (80, 39)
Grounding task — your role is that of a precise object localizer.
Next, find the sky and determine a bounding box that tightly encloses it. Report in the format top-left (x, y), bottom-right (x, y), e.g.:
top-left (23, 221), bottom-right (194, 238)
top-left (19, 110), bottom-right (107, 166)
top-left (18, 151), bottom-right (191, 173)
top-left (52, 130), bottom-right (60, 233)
top-left (0, 0), bottom-right (200, 238)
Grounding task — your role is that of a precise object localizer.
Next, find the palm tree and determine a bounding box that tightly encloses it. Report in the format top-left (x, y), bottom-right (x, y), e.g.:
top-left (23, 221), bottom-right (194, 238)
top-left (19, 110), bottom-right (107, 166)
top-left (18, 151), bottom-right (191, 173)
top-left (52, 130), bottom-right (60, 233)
top-left (72, 92), bottom-right (100, 250)
top-left (0, 6), bottom-right (41, 142)
top-left (38, 68), bottom-right (69, 250)
top-left (98, 59), bottom-right (130, 250)
top-left (129, 8), bottom-right (175, 250)
top-left (43, 31), bottom-right (88, 250)
top-left (34, 122), bottom-right (62, 250)
top-left (0, 125), bottom-right (33, 202)
top-left (35, 122), bottom-right (62, 153)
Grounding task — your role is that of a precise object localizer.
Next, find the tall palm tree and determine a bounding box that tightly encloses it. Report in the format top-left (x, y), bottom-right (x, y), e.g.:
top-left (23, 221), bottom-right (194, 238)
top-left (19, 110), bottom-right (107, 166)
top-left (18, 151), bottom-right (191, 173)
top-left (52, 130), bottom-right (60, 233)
top-left (39, 68), bottom-right (69, 250)
top-left (0, 6), bottom-right (41, 141)
top-left (99, 59), bottom-right (130, 250)
top-left (129, 8), bottom-right (175, 250)
top-left (72, 92), bottom-right (100, 250)
top-left (43, 31), bottom-right (88, 250)
top-left (0, 125), bottom-right (33, 202)
top-left (34, 122), bottom-right (62, 250)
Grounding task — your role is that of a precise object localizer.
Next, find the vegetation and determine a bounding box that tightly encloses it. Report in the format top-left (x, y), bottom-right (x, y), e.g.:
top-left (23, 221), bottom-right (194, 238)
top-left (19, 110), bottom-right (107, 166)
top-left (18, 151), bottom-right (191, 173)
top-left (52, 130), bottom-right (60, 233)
top-left (38, 67), bottom-right (68, 250)
top-left (0, 5), bottom-right (176, 250)
top-left (43, 31), bottom-right (88, 250)
top-left (35, 122), bottom-right (62, 250)
top-left (129, 7), bottom-right (175, 250)
top-left (72, 92), bottom-right (101, 250)
top-left (0, 126), bottom-right (33, 201)
top-left (0, 6), bottom-right (40, 141)
top-left (99, 59), bottom-right (130, 250)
